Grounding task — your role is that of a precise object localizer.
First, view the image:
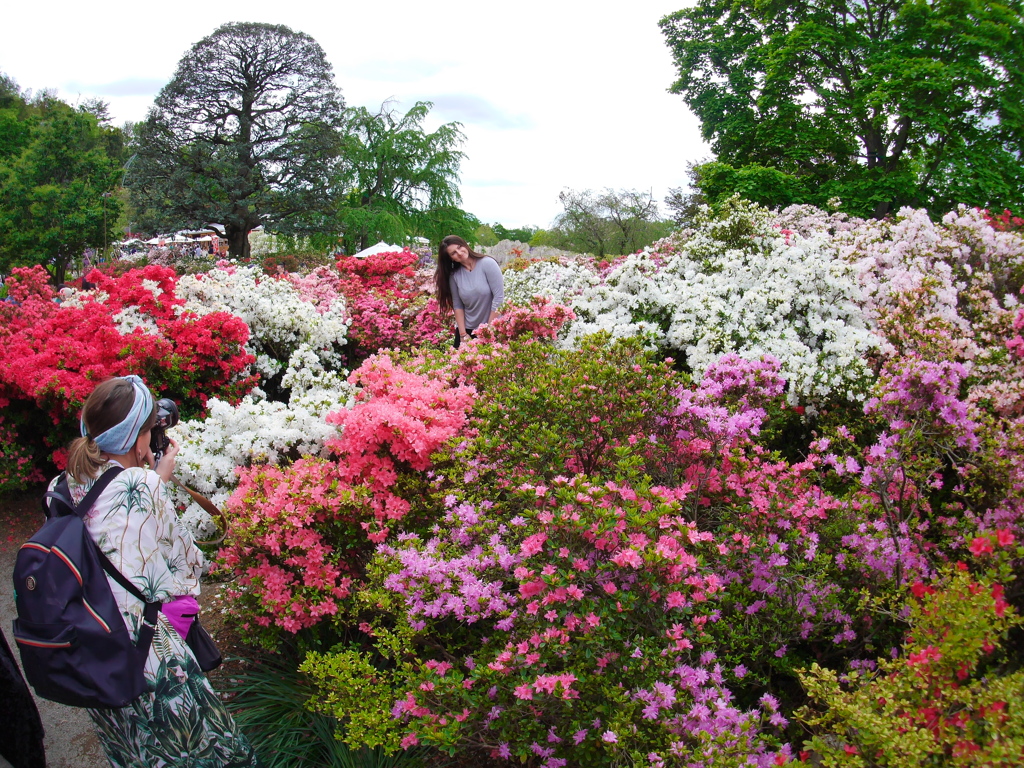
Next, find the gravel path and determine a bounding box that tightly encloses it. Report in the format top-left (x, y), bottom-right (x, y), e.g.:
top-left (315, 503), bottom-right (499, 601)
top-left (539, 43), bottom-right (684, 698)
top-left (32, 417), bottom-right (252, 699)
top-left (2, 489), bottom-right (107, 768)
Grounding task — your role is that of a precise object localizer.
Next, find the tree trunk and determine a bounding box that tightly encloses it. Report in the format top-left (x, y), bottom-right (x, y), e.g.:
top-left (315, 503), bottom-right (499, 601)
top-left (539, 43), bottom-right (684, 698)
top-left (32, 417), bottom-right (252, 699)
top-left (225, 224), bottom-right (251, 259)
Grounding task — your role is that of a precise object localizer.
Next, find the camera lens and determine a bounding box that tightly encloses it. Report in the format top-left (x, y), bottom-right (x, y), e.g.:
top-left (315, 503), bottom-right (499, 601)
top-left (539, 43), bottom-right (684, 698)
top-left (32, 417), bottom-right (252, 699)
top-left (156, 399), bottom-right (180, 429)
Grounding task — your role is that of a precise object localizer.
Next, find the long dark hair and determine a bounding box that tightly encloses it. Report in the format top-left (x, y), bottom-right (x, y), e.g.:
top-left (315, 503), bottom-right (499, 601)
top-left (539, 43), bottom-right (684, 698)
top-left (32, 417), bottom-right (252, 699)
top-left (434, 235), bottom-right (488, 315)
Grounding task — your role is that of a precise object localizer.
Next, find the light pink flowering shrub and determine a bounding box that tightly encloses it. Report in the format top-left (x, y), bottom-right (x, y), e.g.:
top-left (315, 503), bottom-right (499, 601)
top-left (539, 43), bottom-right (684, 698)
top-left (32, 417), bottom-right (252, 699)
top-left (325, 353), bottom-right (476, 542)
top-left (219, 350), bottom-right (476, 643)
top-left (474, 296), bottom-right (576, 344)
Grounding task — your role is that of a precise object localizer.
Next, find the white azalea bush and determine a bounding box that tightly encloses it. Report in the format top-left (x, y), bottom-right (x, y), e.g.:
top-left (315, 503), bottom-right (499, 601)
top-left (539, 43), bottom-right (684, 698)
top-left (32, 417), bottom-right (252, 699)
top-left (502, 259), bottom-right (599, 305)
top-left (561, 253), bottom-right (672, 346)
top-left (555, 199), bottom-right (880, 402)
top-left (835, 206), bottom-right (1024, 341)
top-left (111, 305), bottom-right (161, 335)
top-left (168, 344), bottom-right (356, 538)
top-left (175, 263), bottom-right (349, 378)
top-left (505, 202), bottom-right (1022, 405)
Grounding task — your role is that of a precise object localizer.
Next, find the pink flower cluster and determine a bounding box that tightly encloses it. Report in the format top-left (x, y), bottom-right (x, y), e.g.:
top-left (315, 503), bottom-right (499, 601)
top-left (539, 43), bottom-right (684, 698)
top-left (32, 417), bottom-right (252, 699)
top-left (221, 350), bottom-right (476, 636)
top-left (474, 296), bottom-right (576, 344)
top-left (325, 354), bottom-right (476, 541)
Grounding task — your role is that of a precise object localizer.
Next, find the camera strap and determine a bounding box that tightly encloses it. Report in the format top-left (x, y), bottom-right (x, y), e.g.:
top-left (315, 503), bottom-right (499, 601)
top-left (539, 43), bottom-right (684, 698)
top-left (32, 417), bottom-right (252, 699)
top-left (169, 475), bottom-right (229, 546)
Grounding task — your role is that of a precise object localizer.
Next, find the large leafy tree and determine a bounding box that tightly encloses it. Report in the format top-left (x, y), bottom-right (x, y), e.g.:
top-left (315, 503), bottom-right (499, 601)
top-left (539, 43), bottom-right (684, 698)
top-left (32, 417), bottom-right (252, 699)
top-left (549, 188), bottom-right (673, 257)
top-left (127, 22), bottom-right (345, 257)
top-left (0, 79), bottom-right (123, 284)
top-left (660, 0), bottom-right (1024, 217)
top-left (336, 100), bottom-right (471, 253)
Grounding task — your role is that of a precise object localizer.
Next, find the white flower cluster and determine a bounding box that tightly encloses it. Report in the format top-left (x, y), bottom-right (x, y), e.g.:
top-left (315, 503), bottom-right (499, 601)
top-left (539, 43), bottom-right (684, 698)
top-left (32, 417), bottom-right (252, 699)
top-left (536, 201), bottom-right (882, 402)
top-left (175, 265), bottom-right (349, 376)
top-left (503, 260), bottom-right (600, 306)
top-left (661, 226), bottom-right (878, 402)
top-left (561, 254), bottom-right (671, 347)
top-left (168, 346), bottom-right (356, 538)
top-left (828, 206), bottom-right (1024, 336)
top-left (111, 306), bottom-right (161, 336)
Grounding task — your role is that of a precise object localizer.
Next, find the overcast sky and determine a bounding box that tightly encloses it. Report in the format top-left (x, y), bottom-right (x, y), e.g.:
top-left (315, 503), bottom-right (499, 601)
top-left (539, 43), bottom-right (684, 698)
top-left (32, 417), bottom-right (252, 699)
top-left (2, 0), bottom-right (707, 229)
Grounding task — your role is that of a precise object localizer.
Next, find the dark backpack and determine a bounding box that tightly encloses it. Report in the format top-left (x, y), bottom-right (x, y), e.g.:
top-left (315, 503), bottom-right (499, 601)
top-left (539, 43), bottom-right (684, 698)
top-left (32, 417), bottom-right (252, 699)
top-left (11, 468), bottom-right (162, 709)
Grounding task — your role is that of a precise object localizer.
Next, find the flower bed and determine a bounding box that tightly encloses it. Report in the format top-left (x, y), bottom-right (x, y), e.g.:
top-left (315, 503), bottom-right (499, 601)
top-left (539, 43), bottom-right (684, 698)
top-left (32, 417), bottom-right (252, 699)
top-left (5, 203), bottom-right (1024, 765)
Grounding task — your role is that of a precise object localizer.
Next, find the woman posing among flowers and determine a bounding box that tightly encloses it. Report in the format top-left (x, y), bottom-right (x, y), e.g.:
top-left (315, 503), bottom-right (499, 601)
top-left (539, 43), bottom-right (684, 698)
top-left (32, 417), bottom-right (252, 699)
top-left (434, 235), bottom-right (504, 349)
top-left (55, 375), bottom-right (260, 768)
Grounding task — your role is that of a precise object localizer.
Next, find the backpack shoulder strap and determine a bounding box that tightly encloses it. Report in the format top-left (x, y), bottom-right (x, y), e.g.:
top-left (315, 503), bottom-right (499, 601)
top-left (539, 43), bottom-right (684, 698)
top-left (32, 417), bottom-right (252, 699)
top-left (42, 467), bottom-right (123, 520)
top-left (42, 473), bottom-right (72, 518)
top-left (76, 467), bottom-right (164, 647)
top-left (97, 549), bottom-right (162, 651)
top-left (73, 467), bottom-right (124, 520)
top-left (66, 467), bottom-right (162, 610)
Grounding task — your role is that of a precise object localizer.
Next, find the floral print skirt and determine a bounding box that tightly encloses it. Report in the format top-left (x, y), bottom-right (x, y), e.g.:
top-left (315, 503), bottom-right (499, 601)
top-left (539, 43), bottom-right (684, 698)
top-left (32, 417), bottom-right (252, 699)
top-left (88, 620), bottom-right (260, 768)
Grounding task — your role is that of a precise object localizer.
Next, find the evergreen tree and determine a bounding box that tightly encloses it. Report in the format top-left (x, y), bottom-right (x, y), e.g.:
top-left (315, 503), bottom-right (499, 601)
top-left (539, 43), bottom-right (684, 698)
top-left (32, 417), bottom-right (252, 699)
top-left (127, 22), bottom-right (345, 257)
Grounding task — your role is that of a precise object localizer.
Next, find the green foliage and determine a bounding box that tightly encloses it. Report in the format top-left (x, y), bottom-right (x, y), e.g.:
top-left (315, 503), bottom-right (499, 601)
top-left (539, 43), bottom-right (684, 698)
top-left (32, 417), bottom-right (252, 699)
top-left (695, 162), bottom-right (809, 212)
top-left (549, 187), bottom-right (674, 256)
top-left (226, 654), bottom-right (427, 768)
top-left (490, 222), bottom-right (538, 244)
top-left (127, 22), bottom-right (346, 258)
top-left (301, 647), bottom-right (415, 753)
top-left (660, 0), bottom-right (1024, 218)
top-left (335, 101), bottom-right (471, 254)
top-left (0, 82), bottom-right (124, 283)
top-left (468, 334), bottom-right (681, 480)
top-left (471, 223), bottom-right (498, 247)
top-left (796, 565), bottom-right (1024, 766)
top-left (528, 228), bottom-right (558, 247)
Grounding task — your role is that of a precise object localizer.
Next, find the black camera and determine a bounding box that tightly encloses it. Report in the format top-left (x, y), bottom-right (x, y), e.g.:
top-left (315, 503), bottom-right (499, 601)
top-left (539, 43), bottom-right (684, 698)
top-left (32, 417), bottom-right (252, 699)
top-left (150, 398), bottom-right (180, 461)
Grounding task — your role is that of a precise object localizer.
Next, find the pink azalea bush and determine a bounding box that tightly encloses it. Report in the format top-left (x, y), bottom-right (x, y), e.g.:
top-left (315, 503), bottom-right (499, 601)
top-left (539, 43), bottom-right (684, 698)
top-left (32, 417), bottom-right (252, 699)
top-left (217, 350), bottom-right (476, 645)
top-left (333, 250), bottom-right (448, 362)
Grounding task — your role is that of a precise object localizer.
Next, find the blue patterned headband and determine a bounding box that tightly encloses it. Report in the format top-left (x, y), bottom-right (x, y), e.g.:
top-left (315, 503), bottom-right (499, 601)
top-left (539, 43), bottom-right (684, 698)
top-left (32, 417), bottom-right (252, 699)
top-left (82, 375), bottom-right (154, 455)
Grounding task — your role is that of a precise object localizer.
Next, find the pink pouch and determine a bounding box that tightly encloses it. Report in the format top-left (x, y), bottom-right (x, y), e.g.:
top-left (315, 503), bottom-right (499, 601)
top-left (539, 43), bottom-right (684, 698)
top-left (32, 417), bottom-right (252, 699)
top-left (161, 594), bottom-right (200, 639)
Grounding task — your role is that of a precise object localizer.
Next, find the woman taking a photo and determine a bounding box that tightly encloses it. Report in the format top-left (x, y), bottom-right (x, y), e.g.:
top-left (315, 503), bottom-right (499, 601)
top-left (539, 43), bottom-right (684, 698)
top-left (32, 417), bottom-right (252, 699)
top-left (56, 375), bottom-right (260, 768)
top-left (434, 235), bottom-right (504, 348)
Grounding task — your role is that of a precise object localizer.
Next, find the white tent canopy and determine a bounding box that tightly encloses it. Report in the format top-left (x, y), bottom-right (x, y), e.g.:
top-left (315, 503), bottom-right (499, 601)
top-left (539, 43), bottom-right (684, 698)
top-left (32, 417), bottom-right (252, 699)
top-left (350, 241), bottom-right (405, 259)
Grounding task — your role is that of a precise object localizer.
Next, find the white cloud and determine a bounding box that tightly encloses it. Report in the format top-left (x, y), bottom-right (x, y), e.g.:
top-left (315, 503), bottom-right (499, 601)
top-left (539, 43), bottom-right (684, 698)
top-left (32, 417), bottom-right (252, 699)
top-left (425, 94), bottom-right (534, 130)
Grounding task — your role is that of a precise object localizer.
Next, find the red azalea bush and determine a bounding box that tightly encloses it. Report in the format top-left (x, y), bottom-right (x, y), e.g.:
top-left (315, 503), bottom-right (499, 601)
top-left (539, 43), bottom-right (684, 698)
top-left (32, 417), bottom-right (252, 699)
top-left (981, 208), bottom-right (1024, 233)
top-left (335, 249), bottom-right (420, 287)
top-left (0, 264), bottom-right (256, 489)
top-left (332, 250), bottom-right (446, 363)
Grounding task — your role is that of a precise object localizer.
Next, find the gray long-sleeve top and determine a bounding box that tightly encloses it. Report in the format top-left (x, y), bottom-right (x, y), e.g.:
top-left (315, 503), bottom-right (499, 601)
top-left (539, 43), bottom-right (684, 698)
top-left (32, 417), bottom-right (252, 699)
top-left (449, 257), bottom-right (504, 330)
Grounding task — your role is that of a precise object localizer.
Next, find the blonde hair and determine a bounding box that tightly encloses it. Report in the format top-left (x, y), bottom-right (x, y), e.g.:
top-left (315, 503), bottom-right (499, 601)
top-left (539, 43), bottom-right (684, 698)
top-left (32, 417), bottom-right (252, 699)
top-left (67, 378), bottom-right (156, 482)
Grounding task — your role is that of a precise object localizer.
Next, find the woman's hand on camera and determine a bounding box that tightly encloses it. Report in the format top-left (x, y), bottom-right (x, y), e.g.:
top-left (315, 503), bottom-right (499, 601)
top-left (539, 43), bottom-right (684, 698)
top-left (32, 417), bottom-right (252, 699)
top-left (154, 437), bottom-right (180, 483)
